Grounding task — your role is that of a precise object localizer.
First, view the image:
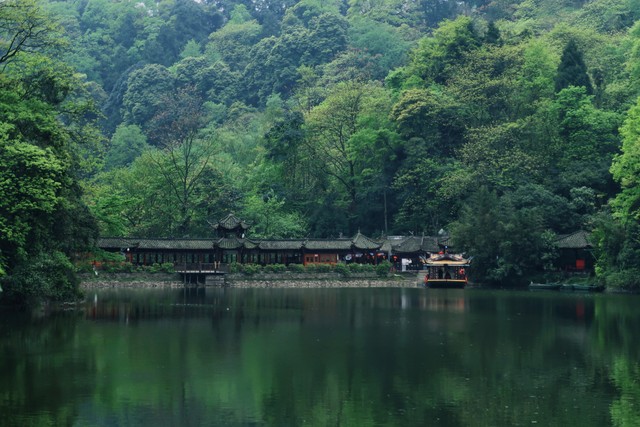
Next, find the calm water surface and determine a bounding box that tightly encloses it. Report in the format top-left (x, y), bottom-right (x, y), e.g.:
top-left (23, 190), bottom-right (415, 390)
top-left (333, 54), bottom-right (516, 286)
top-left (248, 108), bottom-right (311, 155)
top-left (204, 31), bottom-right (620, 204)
top-left (1, 287), bottom-right (639, 426)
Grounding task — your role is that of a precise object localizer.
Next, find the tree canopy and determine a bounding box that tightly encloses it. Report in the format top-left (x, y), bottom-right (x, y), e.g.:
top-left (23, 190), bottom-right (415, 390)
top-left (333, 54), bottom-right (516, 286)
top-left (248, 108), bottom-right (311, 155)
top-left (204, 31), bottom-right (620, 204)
top-left (4, 0), bottom-right (640, 289)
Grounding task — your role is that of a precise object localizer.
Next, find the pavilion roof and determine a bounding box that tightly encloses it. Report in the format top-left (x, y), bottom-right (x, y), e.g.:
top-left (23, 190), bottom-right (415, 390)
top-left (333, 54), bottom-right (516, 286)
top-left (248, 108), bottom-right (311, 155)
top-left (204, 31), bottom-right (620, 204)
top-left (215, 237), bottom-right (259, 250)
top-left (391, 235), bottom-right (440, 254)
top-left (98, 232), bottom-right (385, 253)
top-left (555, 230), bottom-right (592, 249)
top-left (97, 237), bottom-right (215, 250)
top-left (259, 240), bottom-right (305, 250)
top-left (304, 239), bottom-right (354, 251)
top-left (352, 232), bottom-right (382, 250)
top-left (212, 213), bottom-right (250, 231)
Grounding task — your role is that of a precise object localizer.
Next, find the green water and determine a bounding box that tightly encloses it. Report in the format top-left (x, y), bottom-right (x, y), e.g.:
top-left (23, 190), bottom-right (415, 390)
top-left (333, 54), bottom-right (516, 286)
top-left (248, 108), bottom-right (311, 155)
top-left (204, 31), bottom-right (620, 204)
top-left (0, 287), bottom-right (638, 426)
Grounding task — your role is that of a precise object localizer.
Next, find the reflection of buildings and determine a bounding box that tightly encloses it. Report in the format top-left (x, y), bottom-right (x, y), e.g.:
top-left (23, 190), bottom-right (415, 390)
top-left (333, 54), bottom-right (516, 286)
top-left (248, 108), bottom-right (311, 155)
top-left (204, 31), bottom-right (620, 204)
top-left (419, 293), bottom-right (467, 313)
top-left (97, 214), bottom-right (448, 270)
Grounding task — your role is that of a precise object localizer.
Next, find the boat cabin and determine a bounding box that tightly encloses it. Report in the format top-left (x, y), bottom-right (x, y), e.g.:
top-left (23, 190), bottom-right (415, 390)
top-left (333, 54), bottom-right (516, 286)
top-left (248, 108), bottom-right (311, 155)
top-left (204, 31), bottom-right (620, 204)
top-left (423, 253), bottom-right (470, 288)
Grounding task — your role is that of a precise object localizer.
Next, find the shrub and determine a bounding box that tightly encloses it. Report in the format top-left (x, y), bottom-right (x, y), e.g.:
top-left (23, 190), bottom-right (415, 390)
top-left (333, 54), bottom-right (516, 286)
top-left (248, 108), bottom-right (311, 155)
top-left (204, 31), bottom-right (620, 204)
top-left (306, 263), bottom-right (332, 273)
top-left (604, 268), bottom-right (640, 290)
top-left (264, 263), bottom-right (287, 273)
top-left (376, 260), bottom-right (392, 277)
top-left (288, 263), bottom-right (305, 273)
top-left (361, 264), bottom-right (375, 273)
top-left (333, 263), bottom-right (350, 277)
top-left (2, 251), bottom-right (81, 304)
top-left (229, 262), bottom-right (242, 273)
top-left (348, 263), bottom-right (362, 272)
top-left (243, 264), bottom-right (262, 275)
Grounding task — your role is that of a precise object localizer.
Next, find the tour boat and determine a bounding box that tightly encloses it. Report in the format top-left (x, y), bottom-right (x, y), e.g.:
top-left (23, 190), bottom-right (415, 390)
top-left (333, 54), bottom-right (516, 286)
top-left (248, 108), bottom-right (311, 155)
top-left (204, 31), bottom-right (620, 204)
top-left (423, 252), bottom-right (470, 288)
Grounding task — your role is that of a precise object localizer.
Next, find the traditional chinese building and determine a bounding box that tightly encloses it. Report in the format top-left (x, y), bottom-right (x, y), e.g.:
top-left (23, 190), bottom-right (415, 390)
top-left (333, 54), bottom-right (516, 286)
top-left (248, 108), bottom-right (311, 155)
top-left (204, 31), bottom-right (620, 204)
top-left (98, 214), bottom-right (394, 270)
top-left (554, 230), bottom-right (594, 272)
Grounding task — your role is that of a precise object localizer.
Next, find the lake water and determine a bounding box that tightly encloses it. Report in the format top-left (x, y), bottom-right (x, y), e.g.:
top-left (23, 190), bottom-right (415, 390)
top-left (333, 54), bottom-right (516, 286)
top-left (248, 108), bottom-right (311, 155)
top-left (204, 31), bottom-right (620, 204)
top-left (1, 287), bottom-right (639, 426)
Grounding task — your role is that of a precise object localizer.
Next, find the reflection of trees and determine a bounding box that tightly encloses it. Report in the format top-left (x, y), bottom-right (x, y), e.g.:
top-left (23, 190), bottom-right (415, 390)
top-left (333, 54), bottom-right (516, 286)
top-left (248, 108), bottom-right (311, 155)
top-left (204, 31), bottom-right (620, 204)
top-left (591, 297), bottom-right (640, 426)
top-left (3, 289), bottom-right (639, 425)
top-left (610, 358), bottom-right (640, 426)
top-left (0, 312), bottom-right (93, 426)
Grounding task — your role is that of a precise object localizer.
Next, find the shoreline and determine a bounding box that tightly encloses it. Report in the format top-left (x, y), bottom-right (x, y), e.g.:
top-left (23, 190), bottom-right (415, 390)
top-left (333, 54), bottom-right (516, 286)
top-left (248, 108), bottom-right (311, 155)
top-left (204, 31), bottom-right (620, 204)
top-left (79, 277), bottom-right (420, 290)
top-left (78, 271), bottom-right (422, 289)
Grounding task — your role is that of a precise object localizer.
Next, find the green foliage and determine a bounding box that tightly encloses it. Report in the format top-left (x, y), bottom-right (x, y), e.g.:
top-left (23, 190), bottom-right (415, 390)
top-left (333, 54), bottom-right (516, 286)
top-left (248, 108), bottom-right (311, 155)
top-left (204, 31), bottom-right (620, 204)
top-left (333, 262), bottom-right (350, 277)
top-left (0, 0), bottom-right (66, 69)
top-left (348, 263), bottom-right (374, 273)
top-left (555, 39), bottom-right (593, 94)
top-left (8, 0), bottom-right (640, 285)
top-left (602, 268), bottom-right (640, 290)
top-left (287, 263), bottom-right (305, 273)
top-left (122, 64), bottom-right (175, 137)
top-left (450, 187), bottom-right (557, 284)
top-left (611, 97), bottom-right (640, 221)
top-left (305, 263), bottom-right (332, 273)
top-left (592, 213), bottom-right (640, 289)
top-left (375, 260), bottom-right (392, 277)
top-left (105, 124), bottom-right (148, 170)
top-left (264, 263), bottom-right (287, 273)
top-left (242, 264), bottom-right (263, 275)
top-left (407, 16), bottom-right (481, 84)
top-left (2, 251), bottom-right (81, 303)
top-left (241, 191), bottom-right (308, 238)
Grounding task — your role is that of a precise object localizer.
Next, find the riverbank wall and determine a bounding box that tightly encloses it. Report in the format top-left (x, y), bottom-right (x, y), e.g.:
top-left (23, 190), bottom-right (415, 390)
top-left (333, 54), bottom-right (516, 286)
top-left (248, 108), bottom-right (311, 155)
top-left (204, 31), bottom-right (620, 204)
top-left (79, 272), bottom-right (421, 289)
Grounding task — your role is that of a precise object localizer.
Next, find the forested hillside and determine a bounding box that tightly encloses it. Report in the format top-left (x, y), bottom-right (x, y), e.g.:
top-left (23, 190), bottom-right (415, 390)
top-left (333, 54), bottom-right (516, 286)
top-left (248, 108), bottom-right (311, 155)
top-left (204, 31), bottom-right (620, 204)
top-left (4, 0), bottom-right (640, 296)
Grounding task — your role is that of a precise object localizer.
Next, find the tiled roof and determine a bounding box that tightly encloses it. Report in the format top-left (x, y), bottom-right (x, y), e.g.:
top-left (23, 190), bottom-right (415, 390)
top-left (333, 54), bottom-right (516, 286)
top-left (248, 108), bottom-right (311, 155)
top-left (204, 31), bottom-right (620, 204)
top-left (304, 239), bottom-right (354, 251)
top-left (352, 232), bottom-right (381, 250)
top-left (216, 237), bottom-right (256, 249)
top-left (212, 213), bottom-right (250, 230)
top-left (98, 233), bottom-right (441, 253)
top-left (391, 235), bottom-right (440, 254)
top-left (556, 230), bottom-right (592, 249)
top-left (97, 238), bottom-right (215, 250)
top-left (259, 240), bottom-right (305, 250)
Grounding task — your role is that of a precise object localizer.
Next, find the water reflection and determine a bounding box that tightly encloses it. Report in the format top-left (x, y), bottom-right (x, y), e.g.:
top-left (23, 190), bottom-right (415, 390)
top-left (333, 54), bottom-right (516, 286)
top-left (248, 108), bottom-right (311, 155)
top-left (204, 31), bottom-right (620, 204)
top-left (0, 288), bottom-right (639, 426)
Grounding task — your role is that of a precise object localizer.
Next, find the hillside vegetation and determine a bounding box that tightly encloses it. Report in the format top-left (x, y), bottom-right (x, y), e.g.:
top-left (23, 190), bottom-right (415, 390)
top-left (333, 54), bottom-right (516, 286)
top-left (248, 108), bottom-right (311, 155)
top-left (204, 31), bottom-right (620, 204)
top-left (3, 0), bottom-right (640, 299)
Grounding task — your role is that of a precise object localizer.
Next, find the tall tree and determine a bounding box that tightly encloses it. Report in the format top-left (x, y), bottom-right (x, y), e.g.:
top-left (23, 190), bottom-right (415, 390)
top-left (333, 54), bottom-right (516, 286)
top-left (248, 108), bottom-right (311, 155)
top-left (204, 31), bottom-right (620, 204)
top-left (0, 0), bottom-right (65, 70)
top-left (146, 87), bottom-right (217, 236)
top-left (0, 1), bottom-right (99, 301)
top-left (555, 39), bottom-right (593, 94)
top-left (302, 81), bottom-right (397, 233)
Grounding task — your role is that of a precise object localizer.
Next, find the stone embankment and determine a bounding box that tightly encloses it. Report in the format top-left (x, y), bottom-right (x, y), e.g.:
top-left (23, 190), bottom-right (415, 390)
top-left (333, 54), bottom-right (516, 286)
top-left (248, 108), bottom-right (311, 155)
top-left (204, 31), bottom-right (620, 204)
top-left (227, 279), bottom-right (415, 288)
top-left (79, 272), bottom-right (420, 289)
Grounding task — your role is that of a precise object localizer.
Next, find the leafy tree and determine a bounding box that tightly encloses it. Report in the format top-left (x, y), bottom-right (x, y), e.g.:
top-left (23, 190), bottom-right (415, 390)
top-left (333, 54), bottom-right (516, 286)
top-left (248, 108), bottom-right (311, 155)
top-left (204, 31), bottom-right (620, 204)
top-left (551, 86), bottom-right (620, 194)
top-left (517, 39), bottom-right (557, 111)
top-left (146, 87), bottom-right (217, 235)
top-left (0, 2), bottom-right (99, 301)
top-left (0, 0), bottom-right (66, 70)
top-left (122, 63), bottom-right (175, 141)
top-left (457, 122), bottom-right (543, 193)
top-left (302, 81), bottom-right (396, 233)
top-left (610, 96), bottom-right (640, 221)
top-left (393, 157), bottom-right (453, 234)
top-left (447, 44), bottom-right (525, 124)
top-left (241, 190), bottom-right (308, 238)
top-left (555, 39), bottom-right (593, 94)
top-left (206, 13), bottom-right (263, 73)
top-left (104, 124), bottom-right (149, 170)
top-left (451, 187), bottom-right (556, 284)
top-left (347, 17), bottom-right (412, 80)
top-left (406, 16), bottom-right (481, 85)
top-left (390, 87), bottom-right (466, 158)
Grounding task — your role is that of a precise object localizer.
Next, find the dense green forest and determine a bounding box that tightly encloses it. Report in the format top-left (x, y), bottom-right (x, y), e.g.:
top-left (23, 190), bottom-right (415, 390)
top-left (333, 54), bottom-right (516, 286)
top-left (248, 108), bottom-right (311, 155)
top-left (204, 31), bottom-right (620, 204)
top-left (4, 0), bottom-right (640, 300)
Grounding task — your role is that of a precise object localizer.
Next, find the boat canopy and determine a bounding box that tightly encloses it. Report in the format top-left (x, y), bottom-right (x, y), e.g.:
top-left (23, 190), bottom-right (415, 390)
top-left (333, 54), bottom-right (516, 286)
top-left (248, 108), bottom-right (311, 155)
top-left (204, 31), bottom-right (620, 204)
top-left (425, 253), bottom-right (470, 267)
